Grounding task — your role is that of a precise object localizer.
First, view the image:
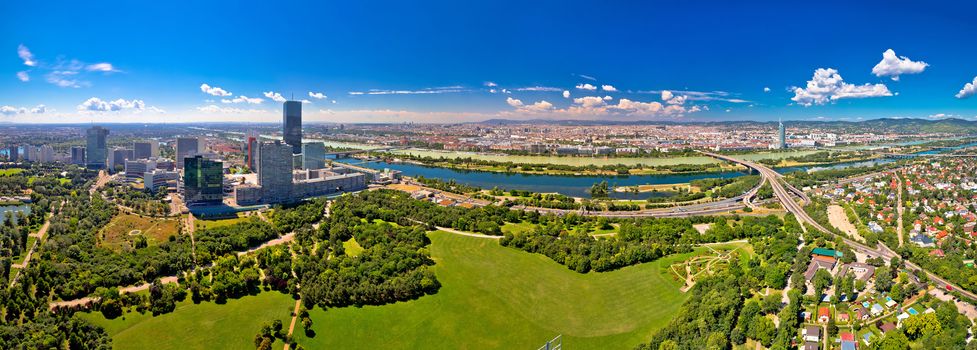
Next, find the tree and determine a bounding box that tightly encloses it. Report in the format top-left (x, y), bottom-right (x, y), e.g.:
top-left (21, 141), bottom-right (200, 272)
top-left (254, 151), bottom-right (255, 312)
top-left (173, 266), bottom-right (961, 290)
top-left (658, 340), bottom-right (677, 350)
top-left (903, 313), bottom-right (942, 340)
top-left (872, 330), bottom-right (909, 350)
top-left (813, 269), bottom-right (832, 298)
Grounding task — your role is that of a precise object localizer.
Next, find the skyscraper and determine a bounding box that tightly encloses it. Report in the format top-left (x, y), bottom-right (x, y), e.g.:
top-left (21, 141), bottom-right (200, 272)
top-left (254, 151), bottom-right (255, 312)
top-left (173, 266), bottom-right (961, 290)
top-left (86, 126), bottom-right (109, 169)
top-left (183, 155), bottom-right (224, 205)
top-left (176, 137), bottom-right (204, 169)
top-left (245, 134), bottom-right (259, 171)
top-left (283, 101), bottom-right (302, 154)
top-left (6, 145), bottom-right (18, 162)
top-left (302, 142), bottom-right (327, 170)
top-left (257, 141), bottom-right (294, 203)
top-left (778, 119), bottom-right (787, 149)
top-left (71, 146), bottom-right (86, 165)
top-left (133, 140), bottom-right (159, 160)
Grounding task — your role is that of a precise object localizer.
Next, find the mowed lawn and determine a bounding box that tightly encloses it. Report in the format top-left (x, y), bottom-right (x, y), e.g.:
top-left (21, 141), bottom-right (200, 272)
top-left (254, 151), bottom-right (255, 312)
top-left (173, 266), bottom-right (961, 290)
top-left (293, 230), bottom-right (691, 349)
top-left (79, 292), bottom-right (295, 350)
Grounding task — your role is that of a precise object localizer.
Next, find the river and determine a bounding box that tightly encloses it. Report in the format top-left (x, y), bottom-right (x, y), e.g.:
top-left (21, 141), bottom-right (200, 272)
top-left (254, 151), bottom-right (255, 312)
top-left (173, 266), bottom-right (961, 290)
top-left (336, 141), bottom-right (977, 199)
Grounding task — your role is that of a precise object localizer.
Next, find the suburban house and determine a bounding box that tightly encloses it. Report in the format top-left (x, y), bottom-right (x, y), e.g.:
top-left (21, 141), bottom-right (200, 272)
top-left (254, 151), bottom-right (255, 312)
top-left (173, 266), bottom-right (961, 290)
top-left (839, 262), bottom-right (876, 282)
top-left (818, 307), bottom-right (831, 323)
top-left (803, 325), bottom-right (820, 343)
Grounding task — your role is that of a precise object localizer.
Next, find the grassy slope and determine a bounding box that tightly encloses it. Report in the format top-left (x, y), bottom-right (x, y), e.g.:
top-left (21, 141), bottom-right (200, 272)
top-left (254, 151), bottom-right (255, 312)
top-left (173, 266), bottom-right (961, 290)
top-left (79, 292), bottom-right (294, 350)
top-left (293, 230), bottom-right (690, 349)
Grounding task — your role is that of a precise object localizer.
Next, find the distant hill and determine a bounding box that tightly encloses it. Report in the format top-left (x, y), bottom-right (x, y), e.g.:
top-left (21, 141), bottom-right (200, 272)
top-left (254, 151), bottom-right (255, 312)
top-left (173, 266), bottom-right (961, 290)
top-left (475, 118), bottom-right (977, 134)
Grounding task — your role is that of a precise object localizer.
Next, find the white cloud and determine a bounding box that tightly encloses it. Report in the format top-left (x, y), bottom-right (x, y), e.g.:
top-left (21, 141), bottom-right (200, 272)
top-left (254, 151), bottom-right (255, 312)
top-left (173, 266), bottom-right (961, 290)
top-left (505, 97), bottom-right (524, 107)
top-left (221, 95), bottom-right (263, 104)
top-left (661, 90), bottom-right (673, 101)
top-left (484, 81), bottom-right (497, 87)
top-left (576, 74), bottom-right (596, 81)
top-left (666, 95), bottom-right (687, 105)
top-left (0, 106), bottom-right (26, 115)
top-left (30, 105), bottom-right (47, 114)
top-left (264, 91), bottom-right (287, 102)
top-left (200, 83), bottom-right (232, 97)
top-left (17, 44), bottom-right (35, 66)
top-left (791, 68), bottom-right (892, 106)
top-left (562, 90), bottom-right (570, 99)
top-left (489, 89), bottom-right (497, 94)
top-left (763, 87), bottom-right (771, 93)
top-left (77, 97), bottom-right (146, 112)
top-left (347, 87), bottom-right (467, 95)
top-left (45, 71), bottom-right (84, 88)
top-left (601, 85), bottom-right (617, 92)
top-left (308, 91), bottom-right (327, 99)
top-left (86, 63), bottom-right (118, 72)
top-left (603, 95), bottom-right (613, 101)
top-left (301, 99), bottom-right (312, 104)
top-left (575, 83), bottom-right (597, 91)
top-left (872, 49), bottom-right (928, 81)
top-left (955, 76), bottom-right (977, 99)
top-left (515, 86), bottom-right (562, 92)
top-left (196, 105), bottom-right (268, 114)
top-left (574, 96), bottom-right (607, 108)
top-left (16, 71), bottom-right (29, 82)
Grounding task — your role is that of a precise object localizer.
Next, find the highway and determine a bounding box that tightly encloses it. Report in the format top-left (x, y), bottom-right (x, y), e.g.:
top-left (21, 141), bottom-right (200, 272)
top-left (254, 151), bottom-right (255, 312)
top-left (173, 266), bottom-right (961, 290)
top-left (702, 151), bottom-right (977, 302)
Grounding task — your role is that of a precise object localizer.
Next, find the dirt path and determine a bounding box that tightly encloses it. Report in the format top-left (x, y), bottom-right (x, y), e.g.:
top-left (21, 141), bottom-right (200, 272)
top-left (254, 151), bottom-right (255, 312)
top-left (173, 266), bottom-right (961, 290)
top-left (436, 226), bottom-right (502, 239)
top-left (238, 232), bottom-right (295, 256)
top-left (827, 205), bottom-right (863, 242)
top-left (50, 276), bottom-right (179, 310)
top-left (9, 213), bottom-right (53, 287)
top-left (282, 299), bottom-right (302, 350)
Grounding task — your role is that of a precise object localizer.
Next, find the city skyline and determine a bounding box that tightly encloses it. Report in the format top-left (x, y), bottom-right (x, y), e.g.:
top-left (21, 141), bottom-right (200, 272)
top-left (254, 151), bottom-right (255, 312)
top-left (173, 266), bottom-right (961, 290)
top-left (4, 1), bottom-right (977, 124)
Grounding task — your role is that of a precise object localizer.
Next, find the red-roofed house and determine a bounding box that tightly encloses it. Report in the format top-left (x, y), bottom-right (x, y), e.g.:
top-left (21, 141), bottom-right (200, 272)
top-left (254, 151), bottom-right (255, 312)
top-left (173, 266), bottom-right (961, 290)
top-left (818, 307), bottom-right (831, 323)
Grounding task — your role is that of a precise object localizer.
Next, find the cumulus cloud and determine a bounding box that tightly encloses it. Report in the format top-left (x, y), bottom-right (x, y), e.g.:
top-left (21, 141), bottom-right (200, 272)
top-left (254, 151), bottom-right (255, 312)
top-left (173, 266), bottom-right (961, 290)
top-left (661, 90), bottom-right (673, 101)
top-left (484, 81), bottom-right (497, 87)
top-left (956, 76), bottom-right (977, 99)
top-left (791, 68), bottom-right (892, 106)
top-left (603, 95), bottom-right (613, 101)
top-left (505, 97), bottom-right (524, 107)
top-left (347, 87), bottom-right (467, 95)
top-left (77, 97), bottom-right (146, 112)
top-left (666, 95), bottom-right (687, 105)
top-left (30, 105), bottom-right (47, 114)
top-left (308, 91), bottom-right (327, 99)
top-left (17, 44), bottom-right (35, 66)
top-left (264, 91), bottom-right (287, 102)
top-left (221, 95), bottom-right (263, 104)
top-left (562, 90), bottom-right (570, 99)
top-left (575, 83), bottom-right (597, 91)
top-left (601, 85), bottom-right (617, 92)
top-left (200, 83), bottom-right (232, 97)
top-left (86, 62), bottom-right (118, 72)
top-left (16, 71), bottom-right (29, 82)
top-left (574, 96), bottom-right (607, 108)
top-left (872, 49), bottom-right (928, 81)
top-left (763, 87), bottom-right (771, 93)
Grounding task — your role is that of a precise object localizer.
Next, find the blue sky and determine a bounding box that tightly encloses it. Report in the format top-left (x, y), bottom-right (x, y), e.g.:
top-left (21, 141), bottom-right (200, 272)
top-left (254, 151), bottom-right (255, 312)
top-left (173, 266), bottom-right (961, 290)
top-left (3, 0), bottom-right (977, 123)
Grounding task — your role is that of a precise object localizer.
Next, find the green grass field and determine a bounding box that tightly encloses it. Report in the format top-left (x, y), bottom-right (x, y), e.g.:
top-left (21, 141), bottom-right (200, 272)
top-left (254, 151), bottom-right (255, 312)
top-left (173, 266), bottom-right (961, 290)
top-left (343, 237), bottom-right (364, 256)
top-left (292, 231), bottom-right (691, 349)
top-left (79, 292), bottom-right (295, 350)
top-left (194, 214), bottom-right (250, 230)
top-left (0, 168), bottom-right (24, 176)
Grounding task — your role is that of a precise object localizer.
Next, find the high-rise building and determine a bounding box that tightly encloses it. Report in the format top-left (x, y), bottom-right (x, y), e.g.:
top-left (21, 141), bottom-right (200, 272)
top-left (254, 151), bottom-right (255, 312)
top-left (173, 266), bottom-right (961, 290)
top-left (23, 145), bottom-right (39, 162)
top-left (71, 146), bottom-right (86, 165)
top-left (245, 135), bottom-right (259, 171)
top-left (86, 126), bottom-right (109, 169)
top-left (176, 137), bottom-right (204, 169)
top-left (283, 101), bottom-right (302, 154)
top-left (133, 140), bottom-right (159, 160)
top-left (256, 141), bottom-right (294, 203)
top-left (109, 148), bottom-right (134, 170)
top-left (302, 142), bottom-right (327, 170)
top-left (183, 155), bottom-right (224, 205)
top-left (38, 145), bottom-right (55, 163)
top-left (778, 119), bottom-right (787, 149)
top-left (6, 145), bottom-right (18, 162)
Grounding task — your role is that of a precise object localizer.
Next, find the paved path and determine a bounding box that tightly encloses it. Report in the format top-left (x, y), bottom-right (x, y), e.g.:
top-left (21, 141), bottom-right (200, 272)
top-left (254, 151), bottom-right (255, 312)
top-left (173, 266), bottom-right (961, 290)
top-left (283, 299), bottom-right (302, 350)
top-left (9, 208), bottom-right (56, 287)
top-left (238, 232), bottom-right (295, 256)
top-left (437, 226), bottom-right (501, 239)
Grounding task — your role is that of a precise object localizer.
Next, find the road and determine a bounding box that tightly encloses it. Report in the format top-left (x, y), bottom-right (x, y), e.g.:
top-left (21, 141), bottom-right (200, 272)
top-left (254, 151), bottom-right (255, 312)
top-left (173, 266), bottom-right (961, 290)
top-left (703, 151), bottom-right (977, 302)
